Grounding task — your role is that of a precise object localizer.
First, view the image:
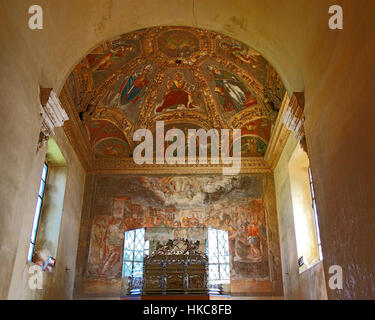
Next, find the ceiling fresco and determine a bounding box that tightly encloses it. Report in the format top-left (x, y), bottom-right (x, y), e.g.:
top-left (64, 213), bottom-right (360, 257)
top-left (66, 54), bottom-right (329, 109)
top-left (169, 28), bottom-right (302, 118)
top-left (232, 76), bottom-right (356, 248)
top-left (64, 26), bottom-right (285, 165)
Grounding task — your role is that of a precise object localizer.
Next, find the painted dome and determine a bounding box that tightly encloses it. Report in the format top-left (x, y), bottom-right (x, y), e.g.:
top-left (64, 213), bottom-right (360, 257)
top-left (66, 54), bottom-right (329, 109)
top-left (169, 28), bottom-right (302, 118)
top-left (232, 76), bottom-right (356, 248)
top-left (64, 26), bottom-right (285, 160)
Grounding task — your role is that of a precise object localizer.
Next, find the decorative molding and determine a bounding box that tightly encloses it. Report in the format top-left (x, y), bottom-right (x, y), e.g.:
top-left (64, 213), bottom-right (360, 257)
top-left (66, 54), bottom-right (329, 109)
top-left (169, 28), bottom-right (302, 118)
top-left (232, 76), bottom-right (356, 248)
top-left (91, 108), bottom-right (133, 147)
top-left (38, 87), bottom-right (69, 150)
top-left (60, 85), bottom-right (93, 170)
top-left (60, 79), bottom-right (273, 174)
top-left (283, 92), bottom-right (304, 137)
top-left (228, 105), bottom-right (270, 129)
top-left (264, 93), bottom-right (291, 169)
top-left (89, 157), bottom-right (270, 175)
top-left (63, 120), bottom-right (92, 170)
top-left (283, 92), bottom-right (307, 152)
top-left (151, 110), bottom-right (212, 130)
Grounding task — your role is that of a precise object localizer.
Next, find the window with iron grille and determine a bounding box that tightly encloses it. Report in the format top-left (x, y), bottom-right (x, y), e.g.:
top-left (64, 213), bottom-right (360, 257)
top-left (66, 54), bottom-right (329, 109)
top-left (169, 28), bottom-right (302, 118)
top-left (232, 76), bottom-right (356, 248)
top-left (207, 228), bottom-right (230, 284)
top-left (122, 228), bottom-right (149, 278)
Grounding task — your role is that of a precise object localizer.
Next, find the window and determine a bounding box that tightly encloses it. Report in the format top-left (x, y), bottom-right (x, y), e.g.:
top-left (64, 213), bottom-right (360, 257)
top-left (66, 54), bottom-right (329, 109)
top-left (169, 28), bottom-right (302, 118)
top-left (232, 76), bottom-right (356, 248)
top-left (27, 137), bottom-right (68, 271)
top-left (28, 163), bottom-right (48, 261)
top-left (308, 167), bottom-right (323, 260)
top-left (288, 143), bottom-right (322, 272)
top-left (207, 228), bottom-right (230, 284)
top-left (122, 228), bottom-right (149, 279)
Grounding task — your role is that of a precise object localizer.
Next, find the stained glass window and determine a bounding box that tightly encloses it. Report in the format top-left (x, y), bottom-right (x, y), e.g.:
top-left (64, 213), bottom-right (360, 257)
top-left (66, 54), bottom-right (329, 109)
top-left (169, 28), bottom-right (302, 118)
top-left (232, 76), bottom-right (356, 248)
top-left (207, 228), bottom-right (230, 283)
top-left (28, 163), bottom-right (48, 261)
top-left (122, 228), bottom-right (149, 278)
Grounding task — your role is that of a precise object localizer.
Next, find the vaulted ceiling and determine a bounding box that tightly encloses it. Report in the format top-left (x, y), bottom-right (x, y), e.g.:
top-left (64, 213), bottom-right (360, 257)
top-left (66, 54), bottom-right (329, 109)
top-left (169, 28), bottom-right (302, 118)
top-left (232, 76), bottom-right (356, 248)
top-left (61, 26), bottom-right (286, 172)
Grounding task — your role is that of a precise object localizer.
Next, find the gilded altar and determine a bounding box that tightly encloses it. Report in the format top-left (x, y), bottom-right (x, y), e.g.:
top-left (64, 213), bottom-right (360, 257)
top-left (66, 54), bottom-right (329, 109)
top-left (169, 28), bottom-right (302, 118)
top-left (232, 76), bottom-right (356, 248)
top-left (142, 239), bottom-right (209, 295)
top-left (123, 227), bottom-right (224, 297)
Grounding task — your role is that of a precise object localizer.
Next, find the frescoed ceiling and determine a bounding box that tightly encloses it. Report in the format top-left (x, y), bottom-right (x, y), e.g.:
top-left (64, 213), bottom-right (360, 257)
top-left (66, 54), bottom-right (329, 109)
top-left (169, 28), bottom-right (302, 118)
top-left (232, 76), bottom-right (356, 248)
top-left (62, 26), bottom-right (286, 169)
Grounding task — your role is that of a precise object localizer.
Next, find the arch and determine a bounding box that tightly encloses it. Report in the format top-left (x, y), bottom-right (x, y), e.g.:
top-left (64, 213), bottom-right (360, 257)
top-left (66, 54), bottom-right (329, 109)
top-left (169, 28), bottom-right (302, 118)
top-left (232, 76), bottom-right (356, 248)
top-left (51, 1), bottom-right (306, 96)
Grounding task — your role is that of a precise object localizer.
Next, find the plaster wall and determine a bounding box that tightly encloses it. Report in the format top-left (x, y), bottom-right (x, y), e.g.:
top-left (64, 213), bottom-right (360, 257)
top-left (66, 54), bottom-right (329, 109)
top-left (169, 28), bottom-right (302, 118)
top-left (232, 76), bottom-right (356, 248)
top-left (5, 127), bottom-right (86, 300)
top-left (0, 0), bottom-right (374, 299)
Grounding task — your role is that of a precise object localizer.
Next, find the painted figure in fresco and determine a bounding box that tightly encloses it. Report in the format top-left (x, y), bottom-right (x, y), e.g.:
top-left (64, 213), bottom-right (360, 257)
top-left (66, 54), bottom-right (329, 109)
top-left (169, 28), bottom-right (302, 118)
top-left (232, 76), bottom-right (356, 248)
top-left (88, 44), bottom-right (136, 72)
top-left (119, 64), bottom-right (153, 106)
top-left (96, 139), bottom-right (130, 157)
top-left (155, 72), bottom-right (198, 113)
top-left (101, 217), bottom-right (124, 276)
top-left (219, 41), bottom-right (261, 68)
top-left (249, 199), bottom-right (267, 227)
top-left (221, 214), bottom-right (238, 240)
top-left (210, 214), bottom-right (222, 229)
top-left (173, 221), bottom-right (187, 239)
top-left (89, 217), bottom-right (107, 269)
top-left (207, 65), bottom-right (257, 113)
top-left (245, 217), bottom-right (264, 259)
top-left (89, 216), bottom-right (123, 277)
top-left (239, 136), bottom-right (267, 157)
top-left (241, 137), bottom-right (259, 156)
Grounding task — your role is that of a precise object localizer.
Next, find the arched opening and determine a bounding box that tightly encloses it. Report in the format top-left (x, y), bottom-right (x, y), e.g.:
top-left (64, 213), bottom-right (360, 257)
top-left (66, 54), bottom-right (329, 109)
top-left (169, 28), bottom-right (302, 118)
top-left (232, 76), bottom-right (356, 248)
top-left (2, 1), bottom-right (374, 301)
top-left (64, 26), bottom-right (288, 299)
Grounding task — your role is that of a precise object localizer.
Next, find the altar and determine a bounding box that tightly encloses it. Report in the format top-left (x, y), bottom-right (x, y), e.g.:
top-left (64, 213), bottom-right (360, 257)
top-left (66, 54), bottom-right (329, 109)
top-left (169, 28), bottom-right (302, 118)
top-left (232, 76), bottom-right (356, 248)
top-left (120, 227), bottom-right (227, 299)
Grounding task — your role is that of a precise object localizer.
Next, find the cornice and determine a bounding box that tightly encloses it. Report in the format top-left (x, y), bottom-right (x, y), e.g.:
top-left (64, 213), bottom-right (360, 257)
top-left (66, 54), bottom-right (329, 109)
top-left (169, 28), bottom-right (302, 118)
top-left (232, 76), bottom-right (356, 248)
top-left (88, 156), bottom-right (271, 175)
top-left (264, 93), bottom-right (291, 169)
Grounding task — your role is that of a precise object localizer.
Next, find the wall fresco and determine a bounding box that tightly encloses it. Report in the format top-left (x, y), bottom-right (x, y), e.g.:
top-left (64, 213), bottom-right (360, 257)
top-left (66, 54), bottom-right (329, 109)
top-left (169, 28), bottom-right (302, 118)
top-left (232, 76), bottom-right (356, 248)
top-left (86, 174), bottom-right (276, 282)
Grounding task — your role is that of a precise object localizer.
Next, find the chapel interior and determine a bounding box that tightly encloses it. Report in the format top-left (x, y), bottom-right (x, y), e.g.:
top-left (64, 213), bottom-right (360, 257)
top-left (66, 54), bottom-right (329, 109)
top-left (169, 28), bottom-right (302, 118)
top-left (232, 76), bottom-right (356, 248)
top-left (0, 0), bottom-right (374, 300)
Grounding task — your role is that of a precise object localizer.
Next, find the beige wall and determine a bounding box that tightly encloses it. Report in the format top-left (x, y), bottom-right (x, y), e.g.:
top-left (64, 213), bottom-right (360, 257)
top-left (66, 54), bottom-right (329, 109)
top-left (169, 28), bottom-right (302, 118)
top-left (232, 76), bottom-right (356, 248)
top-left (0, 0), bottom-right (374, 299)
top-left (5, 127), bottom-right (85, 300)
top-left (274, 134), bottom-right (327, 299)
